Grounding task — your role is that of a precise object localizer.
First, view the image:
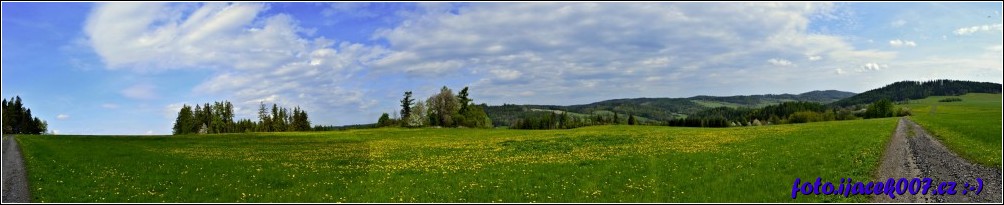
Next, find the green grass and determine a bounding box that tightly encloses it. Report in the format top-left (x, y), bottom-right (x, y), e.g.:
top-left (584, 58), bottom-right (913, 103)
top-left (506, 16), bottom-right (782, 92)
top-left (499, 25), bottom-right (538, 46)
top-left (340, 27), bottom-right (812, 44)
top-left (17, 118), bottom-right (897, 202)
top-left (901, 93), bottom-right (1002, 168)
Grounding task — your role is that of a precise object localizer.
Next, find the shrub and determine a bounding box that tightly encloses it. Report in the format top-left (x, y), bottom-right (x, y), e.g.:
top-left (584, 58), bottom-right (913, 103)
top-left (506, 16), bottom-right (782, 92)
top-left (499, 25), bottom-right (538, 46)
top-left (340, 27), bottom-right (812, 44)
top-left (895, 107), bottom-right (912, 117)
top-left (788, 111), bottom-right (822, 124)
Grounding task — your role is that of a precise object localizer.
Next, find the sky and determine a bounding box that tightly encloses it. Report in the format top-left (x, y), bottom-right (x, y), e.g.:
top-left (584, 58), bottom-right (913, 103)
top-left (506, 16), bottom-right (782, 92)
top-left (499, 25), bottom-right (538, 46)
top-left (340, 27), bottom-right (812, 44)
top-left (1, 2), bottom-right (1001, 135)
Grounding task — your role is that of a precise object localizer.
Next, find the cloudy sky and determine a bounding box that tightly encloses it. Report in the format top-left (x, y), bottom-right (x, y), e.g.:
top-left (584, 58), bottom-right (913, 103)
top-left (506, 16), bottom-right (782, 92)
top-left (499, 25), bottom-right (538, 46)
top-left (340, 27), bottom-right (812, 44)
top-left (2, 2), bottom-right (1001, 135)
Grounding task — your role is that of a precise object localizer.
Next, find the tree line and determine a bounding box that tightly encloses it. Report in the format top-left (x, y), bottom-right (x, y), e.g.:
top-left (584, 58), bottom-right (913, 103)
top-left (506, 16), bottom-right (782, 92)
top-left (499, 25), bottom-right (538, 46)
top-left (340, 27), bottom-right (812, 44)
top-left (172, 101), bottom-right (310, 135)
top-left (2, 96), bottom-right (48, 134)
top-left (667, 99), bottom-right (908, 128)
top-left (831, 79), bottom-right (1001, 107)
top-left (377, 86), bottom-right (492, 128)
top-left (509, 110), bottom-right (650, 130)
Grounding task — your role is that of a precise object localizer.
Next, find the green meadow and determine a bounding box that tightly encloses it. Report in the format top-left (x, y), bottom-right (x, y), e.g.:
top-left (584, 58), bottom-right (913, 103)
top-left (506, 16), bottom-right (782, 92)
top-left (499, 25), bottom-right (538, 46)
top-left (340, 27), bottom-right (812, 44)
top-left (16, 118), bottom-right (897, 203)
top-left (902, 93), bottom-right (1003, 168)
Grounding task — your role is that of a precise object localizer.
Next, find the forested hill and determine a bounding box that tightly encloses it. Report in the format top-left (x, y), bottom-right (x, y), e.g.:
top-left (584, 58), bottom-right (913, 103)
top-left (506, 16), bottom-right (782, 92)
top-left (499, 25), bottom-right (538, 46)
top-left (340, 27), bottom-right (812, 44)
top-left (830, 80), bottom-right (1002, 107)
top-left (483, 90), bottom-right (855, 126)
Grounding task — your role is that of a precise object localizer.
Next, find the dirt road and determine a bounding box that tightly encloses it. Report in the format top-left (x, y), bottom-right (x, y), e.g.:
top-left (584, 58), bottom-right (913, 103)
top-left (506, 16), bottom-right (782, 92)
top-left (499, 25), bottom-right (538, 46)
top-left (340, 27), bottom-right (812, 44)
top-left (2, 135), bottom-right (30, 203)
top-left (873, 118), bottom-right (1002, 203)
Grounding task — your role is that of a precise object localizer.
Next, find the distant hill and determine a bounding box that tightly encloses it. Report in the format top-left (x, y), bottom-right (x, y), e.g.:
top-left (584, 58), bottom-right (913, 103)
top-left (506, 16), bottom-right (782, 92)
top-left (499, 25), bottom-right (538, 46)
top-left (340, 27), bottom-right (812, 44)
top-left (483, 90), bottom-right (856, 127)
top-left (830, 80), bottom-right (1002, 107)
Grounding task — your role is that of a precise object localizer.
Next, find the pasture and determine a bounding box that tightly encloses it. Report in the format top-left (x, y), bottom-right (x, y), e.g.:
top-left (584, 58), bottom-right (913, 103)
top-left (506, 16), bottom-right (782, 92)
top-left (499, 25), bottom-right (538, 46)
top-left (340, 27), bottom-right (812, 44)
top-left (17, 119), bottom-right (898, 202)
top-left (901, 93), bottom-right (1003, 167)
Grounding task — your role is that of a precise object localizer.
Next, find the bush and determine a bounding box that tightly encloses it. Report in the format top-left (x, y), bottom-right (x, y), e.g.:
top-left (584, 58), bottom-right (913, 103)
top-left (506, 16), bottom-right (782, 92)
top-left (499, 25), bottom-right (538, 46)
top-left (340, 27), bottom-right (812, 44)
top-left (895, 107), bottom-right (912, 117)
top-left (788, 111), bottom-right (822, 124)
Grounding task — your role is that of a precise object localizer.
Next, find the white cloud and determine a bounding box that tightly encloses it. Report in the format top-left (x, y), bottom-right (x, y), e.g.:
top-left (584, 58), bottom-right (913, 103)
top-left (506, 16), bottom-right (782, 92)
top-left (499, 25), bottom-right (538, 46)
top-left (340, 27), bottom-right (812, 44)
top-left (889, 39), bottom-right (916, 47)
top-left (87, 3), bottom-right (390, 124)
top-left (953, 23), bottom-right (1003, 35)
top-left (767, 58), bottom-right (794, 66)
top-left (834, 68), bottom-right (845, 75)
top-left (85, 3), bottom-right (306, 71)
top-left (56, 114), bottom-right (70, 120)
top-left (163, 102), bottom-right (187, 119)
top-left (859, 63), bottom-right (887, 72)
top-left (85, 2), bottom-right (905, 124)
top-left (373, 2), bottom-right (894, 104)
top-left (121, 83), bottom-right (157, 100)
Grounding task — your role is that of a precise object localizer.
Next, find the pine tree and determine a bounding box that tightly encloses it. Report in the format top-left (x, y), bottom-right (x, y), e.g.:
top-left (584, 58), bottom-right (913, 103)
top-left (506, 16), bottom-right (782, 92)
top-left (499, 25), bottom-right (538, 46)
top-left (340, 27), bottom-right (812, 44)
top-left (613, 112), bottom-right (619, 124)
top-left (457, 87), bottom-right (471, 113)
top-left (173, 105), bottom-right (195, 135)
top-left (258, 102), bottom-right (271, 132)
top-left (401, 91), bottom-right (414, 122)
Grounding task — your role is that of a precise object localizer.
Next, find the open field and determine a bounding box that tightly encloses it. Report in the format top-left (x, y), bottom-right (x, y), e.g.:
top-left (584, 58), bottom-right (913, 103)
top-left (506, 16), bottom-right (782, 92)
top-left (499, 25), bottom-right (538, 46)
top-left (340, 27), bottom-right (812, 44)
top-left (901, 93), bottom-right (1002, 167)
top-left (17, 119), bottom-right (897, 202)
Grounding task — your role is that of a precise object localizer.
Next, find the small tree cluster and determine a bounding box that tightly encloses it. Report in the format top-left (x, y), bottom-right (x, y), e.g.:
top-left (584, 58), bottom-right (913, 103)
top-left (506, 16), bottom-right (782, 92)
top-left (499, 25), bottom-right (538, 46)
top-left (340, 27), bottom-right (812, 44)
top-left (2, 96), bottom-right (47, 134)
top-left (379, 86), bottom-right (492, 128)
top-left (863, 99), bottom-right (894, 119)
top-left (255, 102), bottom-right (311, 132)
top-left (173, 101), bottom-right (310, 135)
top-left (511, 111), bottom-right (603, 129)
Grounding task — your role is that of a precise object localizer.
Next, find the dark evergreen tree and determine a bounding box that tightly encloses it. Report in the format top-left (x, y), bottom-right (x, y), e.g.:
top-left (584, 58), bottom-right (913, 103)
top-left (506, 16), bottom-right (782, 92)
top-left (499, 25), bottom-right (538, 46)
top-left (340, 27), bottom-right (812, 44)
top-left (2, 96), bottom-right (48, 134)
top-left (457, 87), bottom-right (471, 113)
top-left (258, 102), bottom-right (272, 132)
top-left (401, 91), bottom-right (414, 122)
top-left (172, 105), bottom-right (195, 135)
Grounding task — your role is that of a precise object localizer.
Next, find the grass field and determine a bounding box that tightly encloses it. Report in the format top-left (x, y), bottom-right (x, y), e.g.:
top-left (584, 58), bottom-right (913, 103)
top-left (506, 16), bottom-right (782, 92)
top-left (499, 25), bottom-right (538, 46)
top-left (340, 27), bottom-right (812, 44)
top-left (901, 93), bottom-right (1002, 168)
top-left (17, 118), bottom-right (898, 202)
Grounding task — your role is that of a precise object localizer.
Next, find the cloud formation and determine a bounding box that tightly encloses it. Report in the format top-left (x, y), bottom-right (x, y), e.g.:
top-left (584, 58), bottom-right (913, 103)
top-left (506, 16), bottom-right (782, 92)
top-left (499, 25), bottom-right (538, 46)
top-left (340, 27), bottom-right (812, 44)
top-left (889, 39), bottom-right (916, 47)
top-left (372, 3), bottom-right (895, 103)
top-left (85, 2), bottom-right (916, 124)
top-left (860, 62), bottom-right (887, 71)
top-left (767, 58), bottom-right (794, 66)
top-left (954, 23), bottom-right (1003, 35)
top-left (86, 2), bottom-right (387, 122)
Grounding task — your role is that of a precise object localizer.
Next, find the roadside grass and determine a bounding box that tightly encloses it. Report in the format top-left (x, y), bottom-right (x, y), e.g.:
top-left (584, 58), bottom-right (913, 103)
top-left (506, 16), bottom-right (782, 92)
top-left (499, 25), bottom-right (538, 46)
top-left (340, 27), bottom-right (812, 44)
top-left (901, 93), bottom-right (1002, 168)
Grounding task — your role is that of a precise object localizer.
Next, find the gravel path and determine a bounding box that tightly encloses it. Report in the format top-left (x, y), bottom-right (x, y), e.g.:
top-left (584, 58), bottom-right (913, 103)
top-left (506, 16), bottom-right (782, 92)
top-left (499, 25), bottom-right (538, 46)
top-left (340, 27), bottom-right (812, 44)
top-left (873, 118), bottom-right (1002, 203)
top-left (2, 135), bottom-right (31, 203)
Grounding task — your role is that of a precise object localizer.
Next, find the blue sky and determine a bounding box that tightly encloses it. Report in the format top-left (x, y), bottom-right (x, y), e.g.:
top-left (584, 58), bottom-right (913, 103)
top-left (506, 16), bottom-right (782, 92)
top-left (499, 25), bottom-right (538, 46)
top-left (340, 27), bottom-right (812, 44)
top-left (2, 2), bottom-right (1001, 135)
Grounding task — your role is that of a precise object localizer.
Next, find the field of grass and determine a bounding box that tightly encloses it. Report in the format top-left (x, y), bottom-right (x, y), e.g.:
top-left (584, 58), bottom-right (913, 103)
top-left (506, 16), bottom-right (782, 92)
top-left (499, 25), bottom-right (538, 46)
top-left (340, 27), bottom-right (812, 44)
top-left (17, 118), bottom-right (897, 203)
top-left (901, 93), bottom-right (1002, 168)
